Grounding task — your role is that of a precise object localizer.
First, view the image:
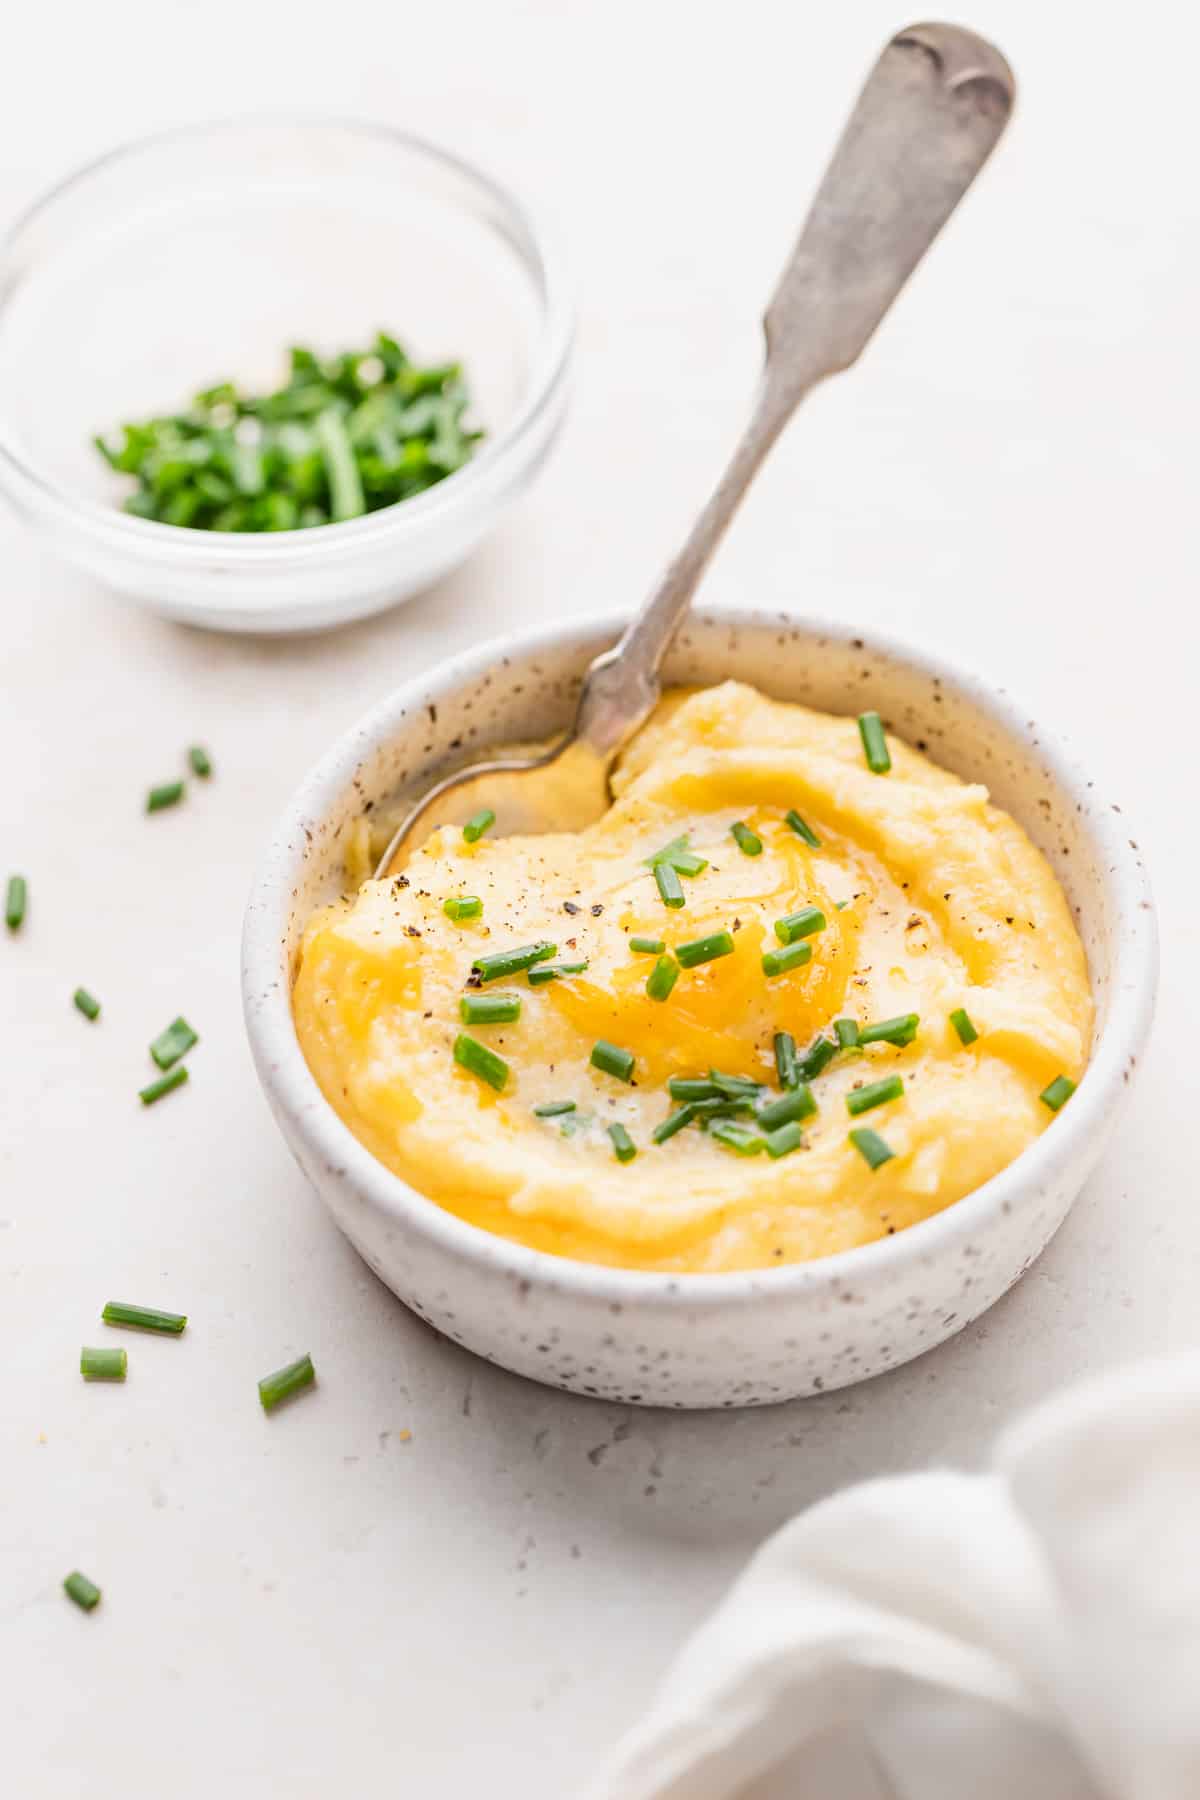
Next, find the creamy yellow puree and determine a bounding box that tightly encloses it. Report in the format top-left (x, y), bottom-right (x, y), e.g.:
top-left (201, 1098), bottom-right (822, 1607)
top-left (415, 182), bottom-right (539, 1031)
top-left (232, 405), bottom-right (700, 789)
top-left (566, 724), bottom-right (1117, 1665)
top-left (293, 683), bottom-right (1091, 1273)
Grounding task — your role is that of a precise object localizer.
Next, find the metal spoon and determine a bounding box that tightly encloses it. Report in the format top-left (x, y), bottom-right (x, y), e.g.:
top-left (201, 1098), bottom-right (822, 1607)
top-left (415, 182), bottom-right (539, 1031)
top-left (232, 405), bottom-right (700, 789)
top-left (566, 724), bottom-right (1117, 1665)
top-left (376, 21), bottom-right (1014, 876)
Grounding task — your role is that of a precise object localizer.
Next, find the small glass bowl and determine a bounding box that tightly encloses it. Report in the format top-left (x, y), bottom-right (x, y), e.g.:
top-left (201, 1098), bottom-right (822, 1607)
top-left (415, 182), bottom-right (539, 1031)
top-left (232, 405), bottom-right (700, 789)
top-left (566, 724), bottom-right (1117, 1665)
top-left (0, 120), bottom-right (573, 633)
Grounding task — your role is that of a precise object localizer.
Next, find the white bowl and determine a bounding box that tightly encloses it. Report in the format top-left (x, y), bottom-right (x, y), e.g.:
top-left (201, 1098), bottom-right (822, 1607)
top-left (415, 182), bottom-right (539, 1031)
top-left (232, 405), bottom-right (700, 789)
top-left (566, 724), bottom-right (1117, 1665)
top-left (242, 610), bottom-right (1157, 1407)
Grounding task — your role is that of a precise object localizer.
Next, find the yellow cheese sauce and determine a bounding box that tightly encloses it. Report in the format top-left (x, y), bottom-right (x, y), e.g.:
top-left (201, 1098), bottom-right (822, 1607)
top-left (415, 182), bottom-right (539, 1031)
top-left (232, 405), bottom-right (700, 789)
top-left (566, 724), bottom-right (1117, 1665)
top-left (293, 683), bottom-right (1091, 1273)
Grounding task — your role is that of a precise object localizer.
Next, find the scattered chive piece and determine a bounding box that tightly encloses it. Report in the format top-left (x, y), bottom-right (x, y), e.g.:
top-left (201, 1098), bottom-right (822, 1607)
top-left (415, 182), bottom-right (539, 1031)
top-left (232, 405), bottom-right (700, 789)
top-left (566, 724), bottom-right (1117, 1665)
top-left (314, 406), bottom-right (366, 519)
top-left (258, 1352), bottom-right (316, 1413)
top-left (443, 895), bottom-right (482, 922)
top-left (63, 1571), bottom-right (101, 1612)
top-left (857, 711), bottom-right (891, 774)
top-left (668, 1077), bottom-right (722, 1103)
top-left (188, 745), bottom-right (212, 778)
top-left (80, 1345), bottom-right (127, 1382)
top-left (591, 1040), bottom-right (635, 1082)
top-left (850, 1127), bottom-right (894, 1170)
top-left (629, 936), bottom-right (665, 955)
top-left (731, 821), bottom-right (763, 857)
top-left (654, 861), bottom-right (685, 909)
top-left (453, 1033), bottom-right (509, 1091)
top-left (644, 834), bottom-right (708, 876)
top-left (5, 874), bottom-right (27, 931)
top-left (773, 906), bottom-right (826, 945)
top-left (834, 1017), bottom-right (860, 1049)
top-left (462, 808), bottom-right (496, 843)
top-left (528, 961), bottom-right (588, 986)
top-left (102, 1301), bottom-right (187, 1335)
top-left (846, 1075), bottom-right (904, 1117)
top-left (765, 1120), bottom-right (805, 1159)
top-left (785, 810), bottom-right (821, 848)
top-left (1040, 1074), bottom-right (1076, 1112)
top-left (835, 899), bottom-right (850, 911)
top-left (762, 940), bottom-right (813, 978)
top-left (471, 941), bottom-right (555, 983)
top-left (459, 991), bottom-right (521, 1025)
top-left (950, 1007), bottom-right (979, 1046)
top-left (533, 1099), bottom-right (575, 1118)
top-left (676, 930), bottom-right (735, 968)
top-left (757, 1084), bottom-right (816, 1131)
top-left (147, 781), bottom-right (185, 813)
top-left (149, 1016), bottom-right (198, 1070)
top-left (859, 1013), bottom-right (919, 1048)
top-left (797, 1034), bottom-right (837, 1080)
top-left (607, 1122), bottom-right (637, 1163)
top-left (73, 988), bottom-right (101, 1021)
top-left (774, 1031), bottom-right (799, 1088)
top-left (139, 1066), bottom-right (188, 1106)
top-left (646, 955), bottom-right (680, 1002)
top-left (693, 1096), bottom-right (755, 1120)
top-left (653, 1104), bottom-right (696, 1144)
top-left (710, 1070), bottom-right (764, 1100)
top-left (711, 1121), bottom-right (765, 1156)
top-left (559, 1110), bottom-right (593, 1138)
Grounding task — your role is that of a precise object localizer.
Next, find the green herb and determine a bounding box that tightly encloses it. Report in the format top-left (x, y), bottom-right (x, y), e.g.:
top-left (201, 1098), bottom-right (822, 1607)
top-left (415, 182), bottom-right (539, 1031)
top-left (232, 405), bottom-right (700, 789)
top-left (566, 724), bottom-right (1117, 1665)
top-left (773, 906), bottom-right (826, 945)
top-left (187, 745), bottom-right (213, 778)
top-left (533, 1100), bottom-right (575, 1118)
top-left (471, 942), bottom-right (555, 983)
top-left (146, 782), bottom-right (185, 813)
top-left (102, 1301), bottom-right (187, 1335)
top-left (150, 1016), bottom-right (198, 1070)
top-left (607, 1123), bottom-right (637, 1163)
top-left (528, 961), bottom-right (588, 985)
top-left (139, 1066), bottom-right (188, 1106)
top-left (676, 930), bottom-right (735, 968)
top-left (654, 861), bottom-right (685, 909)
top-left (797, 1034), bottom-right (837, 1080)
top-left (443, 896), bottom-right (482, 922)
top-left (652, 1104), bottom-right (696, 1144)
top-left (453, 1033), bottom-right (509, 1090)
top-left (644, 834), bottom-right (707, 876)
top-left (950, 1007), bottom-right (979, 1045)
top-left (765, 1120), bottom-right (805, 1159)
top-left (629, 936), bottom-right (665, 954)
top-left (757, 1085), bottom-right (816, 1131)
top-left (858, 711), bottom-right (891, 774)
top-left (646, 955), bottom-right (680, 1002)
top-left (859, 1013), bottom-right (919, 1048)
top-left (731, 821), bottom-right (763, 856)
top-left (834, 1017), bottom-right (860, 1049)
top-left (258, 1352), bottom-right (316, 1412)
top-left (693, 1097), bottom-right (755, 1121)
top-left (81, 1345), bottom-right (127, 1382)
top-left (849, 1127), bottom-right (894, 1169)
top-left (591, 1040), bottom-right (635, 1082)
top-left (1040, 1074), bottom-right (1076, 1112)
top-left (710, 1070), bottom-right (764, 1100)
top-left (785, 810), bottom-right (821, 848)
top-left (314, 406), bottom-right (365, 520)
top-left (559, 1111), bottom-right (593, 1138)
top-left (459, 991), bottom-right (521, 1024)
top-left (462, 808), bottom-right (496, 844)
top-left (846, 1075), bottom-right (904, 1116)
top-left (73, 988), bottom-right (101, 1021)
top-left (5, 874), bottom-right (27, 931)
top-left (711, 1122), bottom-right (765, 1155)
top-left (63, 1571), bottom-right (102, 1612)
top-left (668, 1077), bottom-right (722, 1103)
top-left (774, 1031), bottom-right (799, 1088)
top-left (761, 941), bottom-right (813, 978)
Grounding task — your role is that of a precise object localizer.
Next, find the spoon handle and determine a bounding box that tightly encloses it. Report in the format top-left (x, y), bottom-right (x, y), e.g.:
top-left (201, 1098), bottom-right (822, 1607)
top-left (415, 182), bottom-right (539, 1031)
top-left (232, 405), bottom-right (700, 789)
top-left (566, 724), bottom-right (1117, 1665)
top-left (574, 22), bottom-right (1015, 756)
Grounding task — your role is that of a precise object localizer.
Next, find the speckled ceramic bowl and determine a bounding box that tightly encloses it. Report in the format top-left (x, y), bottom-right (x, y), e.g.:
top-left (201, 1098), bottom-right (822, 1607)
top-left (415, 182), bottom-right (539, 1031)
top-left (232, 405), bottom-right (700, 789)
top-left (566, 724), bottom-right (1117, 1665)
top-left (242, 610), bottom-right (1157, 1407)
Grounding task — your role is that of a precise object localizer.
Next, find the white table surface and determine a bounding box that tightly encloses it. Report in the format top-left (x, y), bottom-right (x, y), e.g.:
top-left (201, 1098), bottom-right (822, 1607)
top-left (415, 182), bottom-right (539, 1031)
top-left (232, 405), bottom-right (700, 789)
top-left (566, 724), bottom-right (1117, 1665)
top-left (3, 2), bottom-right (1196, 1794)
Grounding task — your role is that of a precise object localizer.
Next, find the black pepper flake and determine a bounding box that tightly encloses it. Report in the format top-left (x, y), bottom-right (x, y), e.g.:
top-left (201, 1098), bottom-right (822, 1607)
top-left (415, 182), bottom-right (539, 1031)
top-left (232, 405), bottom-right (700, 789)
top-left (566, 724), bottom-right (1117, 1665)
top-left (732, 917), bottom-right (742, 931)
top-left (590, 904), bottom-right (604, 916)
top-left (393, 876), bottom-right (410, 890)
top-left (563, 901), bottom-right (580, 915)
top-left (466, 972), bottom-right (482, 989)
top-left (405, 925), bottom-right (421, 938)
top-left (1005, 916), bottom-right (1014, 925)
top-left (423, 1010), bottom-right (432, 1019)
top-left (566, 938), bottom-right (577, 949)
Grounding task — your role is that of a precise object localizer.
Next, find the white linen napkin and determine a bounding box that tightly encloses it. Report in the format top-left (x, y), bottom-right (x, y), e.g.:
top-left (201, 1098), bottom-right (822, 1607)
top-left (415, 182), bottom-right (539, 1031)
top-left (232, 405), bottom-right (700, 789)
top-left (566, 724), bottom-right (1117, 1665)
top-left (586, 1354), bottom-right (1200, 1800)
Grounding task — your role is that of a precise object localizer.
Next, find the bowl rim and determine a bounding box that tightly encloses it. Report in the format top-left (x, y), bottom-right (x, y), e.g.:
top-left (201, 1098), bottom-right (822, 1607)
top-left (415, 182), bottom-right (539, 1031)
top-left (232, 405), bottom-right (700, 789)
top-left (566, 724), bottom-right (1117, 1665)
top-left (0, 115), bottom-right (575, 565)
top-left (242, 606), bottom-right (1158, 1302)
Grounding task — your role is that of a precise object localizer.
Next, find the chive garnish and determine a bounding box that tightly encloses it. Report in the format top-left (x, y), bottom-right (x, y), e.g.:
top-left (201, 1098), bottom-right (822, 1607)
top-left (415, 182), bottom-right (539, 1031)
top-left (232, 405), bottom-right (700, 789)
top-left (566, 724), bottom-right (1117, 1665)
top-left (471, 941), bottom-right (555, 983)
top-left (834, 1017), bottom-right (860, 1049)
top-left (857, 711), bottom-right (891, 774)
top-left (765, 1120), bottom-right (805, 1159)
top-left (188, 745), bottom-right (213, 778)
top-left (591, 1040), bottom-right (635, 1082)
top-left (668, 1077), bottom-right (722, 1103)
top-left (81, 1345), bottom-right (127, 1382)
top-left (644, 834), bottom-right (707, 876)
top-left (797, 1034), bottom-right (837, 1080)
top-left (528, 961), bottom-right (588, 985)
top-left (859, 1013), bottom-right (919, 1048)
top-left (654, 861), bottom-right (685, 909)
top-left (757, 1084), bottom-right (816, 1131)
top-left (849, 1127), bottom-right (894, 1169)
top-left (731, 821), bottom-right (763, 856)
top-left (652, 1104), bottom-right (696, 1144)
top-left (443, 895), bottom-right (482, 922)
top-left (63, 1571), bottom-right (101, 1612)
top-left (150, 1016), bottom-right (198, 1070)
top-left (314, 407), bottom-right (366, 519)
top-left (774, 1031), bottom-right (799, 1088)
top-left (846, 1075), bottom-right (904, 1116)
top-left (676, 930), bottom-right (735, 968)
top-left (950, 1007), bottom-right (979, 1045)
top-left (147, 781), bottom-right (185, 813)
top-left (459, 991), bottom-right (522, 1024)
top-left (533, 1099), bottom-right (575, 1118)
top-left (258, 1352), bottom-right (316, 1412)
top-left (711, 1122), bottom-right (765, 1155)
top-left (773, 906), bottom-right (826, 945)
top-left (762, 941), bottom-right (813, 978)
top-left (1040, 1074), bottom-right (1076, 1112)
top-left (693, 1096), bottom-right (756, 1120)
top-left (139, 1066), bottom-right (188, 1106)
top-left (710, 1070), bottom-right (763, 1100)
top-left (102, 1301), bottom-right (187, 1334)
top-left (785, 810), bottom-right (821, 848)
top-left (646, 955), bottom-right (680, 1002)
top-left (607, 1122), bottom-right (637, 1162)
top-left (462, 808), bottom-right (496, 843)
top-left (629, 936), bottom-right (665, 954)
top-left (454, 1033), bottom-right (509, 1091)
top-left (73, 988), bottom-right (101, 1021)
top-left (5, 874), bottom-right (27, 931)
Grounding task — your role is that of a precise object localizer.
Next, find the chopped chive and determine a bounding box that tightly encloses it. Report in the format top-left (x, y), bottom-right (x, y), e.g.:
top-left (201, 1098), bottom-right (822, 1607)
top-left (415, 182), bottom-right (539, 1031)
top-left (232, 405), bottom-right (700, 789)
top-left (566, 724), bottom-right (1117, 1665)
top-left (443, 895), bottom-right (482, 922)
top-left (644, 834), bottom-right (707, 876)
top-left (591, 1040), bottom-right (635, 1082)
top-left (646, 955), bottom-right (680, 1002)
top-left (459, 990), bottom-right (522, 1024)
top-left (453, 1033), bottom-right (509, 1091)
top-left (149, 1016), bottom-right (198, 1069)
top-left (846, 1075), bottom-right (904, 1116)
top-left (80, 1345), bottom-right (127, 1381)
top-left (762, 940), bottom-right (813, 978)
top-left (63, 1571), bottom-right (101, 1612)
top-left (528, 960), bottom-right (588, 986)
top-left (139, 1066), bottom-right (188, 1106)
top-left (462, 808), bottom-right (496, 843)
top-left (652, 1104), bottom-right (697, 1144)
top-left (471, 941), bottom-right (555, 983)
top-left (857, 711), bottom-right (891, 774)
top-left (559, 1110), bottom-right (593, 1138)
top-left (859, 1013), bottom-right (919, 1048)
top-left (607, 1122), bottom-right (637, 1163)
top-left (849, 1127), bottom-right (894, 1169)
top-left (757, 1084), bottom-right (816, 1131)
top-left (314, 406), bottom-right (365, 519)
top-left (835, 899), bottom-right (850, 911)
top-left (675, 930), bottom-right (735, 968)
top-left (258, 1352), bottom-right (316, 1412)
top-left (709, 1070), bottom-right (764, 1100)
top-left (102, 1301), bottom-right (187, 1335)
top-left (73, 988), bottom-right (101, 1021)
top-left (774, 1031), bottom-right (799, 1088)
top-left (146, 781), bottom-right (185, 813)
top-left (711, 1121), bottom-right (765, 1155)
top-left (533, 1099), bottom-right (575, 1118)
top-left (5, 874), bottom-right (27, 931)
top-left (950, 1007), bottom-right (979, 1045)
top-left (797, 1034), bottom-right (837, 1080)
top-left (629, 935), bottom-right (665, 955)
top-left (668, 1077), bottom-right (722, 1103)
top-left (693, 1096), bottom-right (755, 1120)
top-left (654, 861), bottom-right (685, 909)
top-left (773, 906), bottom-right (826, 945)
top-left (1040, 1074), bottom-right (1076, 1112)
top-left (731, 821), bottom-right (763, 856)
top-left (188, 745), bottom-right (213, 778)
top-left (765, 1120), bottom-right (805, 1159)
top-left (834, 1017), bottom-right (860, 1049)
top-left (785, 810), bottom-right (821, 849)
